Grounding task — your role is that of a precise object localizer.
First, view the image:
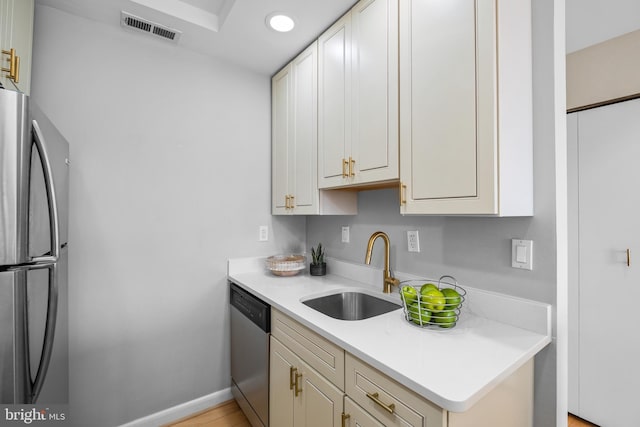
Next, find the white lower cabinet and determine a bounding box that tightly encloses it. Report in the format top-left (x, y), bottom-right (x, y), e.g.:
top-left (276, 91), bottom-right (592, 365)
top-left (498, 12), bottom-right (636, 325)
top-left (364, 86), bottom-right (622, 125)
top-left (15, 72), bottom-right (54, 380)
top-left (270, 336), bottom-right (343, 427)
top-left (345, 354), bottom-right (446, 427)
top-left (269, 310), bottom-right (534, 427)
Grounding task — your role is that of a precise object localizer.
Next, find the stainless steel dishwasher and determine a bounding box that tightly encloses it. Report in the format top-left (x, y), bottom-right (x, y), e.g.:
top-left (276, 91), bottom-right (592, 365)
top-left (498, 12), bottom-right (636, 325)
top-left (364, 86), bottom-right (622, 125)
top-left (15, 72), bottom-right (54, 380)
top-left (230, 282), bottom-right (270, 427)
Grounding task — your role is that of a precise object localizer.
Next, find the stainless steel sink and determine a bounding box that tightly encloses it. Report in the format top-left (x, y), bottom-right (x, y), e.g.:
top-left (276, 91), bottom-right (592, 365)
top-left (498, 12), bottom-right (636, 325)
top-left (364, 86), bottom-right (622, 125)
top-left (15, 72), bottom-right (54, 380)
top-left (302, 291), bottom-right (401, 321)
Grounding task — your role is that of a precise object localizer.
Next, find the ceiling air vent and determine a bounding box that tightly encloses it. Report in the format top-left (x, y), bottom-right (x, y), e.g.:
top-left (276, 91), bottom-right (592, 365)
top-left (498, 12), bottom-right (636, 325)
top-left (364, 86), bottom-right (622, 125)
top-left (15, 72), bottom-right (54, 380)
top-left (120, 11), bottom-right (182, 43)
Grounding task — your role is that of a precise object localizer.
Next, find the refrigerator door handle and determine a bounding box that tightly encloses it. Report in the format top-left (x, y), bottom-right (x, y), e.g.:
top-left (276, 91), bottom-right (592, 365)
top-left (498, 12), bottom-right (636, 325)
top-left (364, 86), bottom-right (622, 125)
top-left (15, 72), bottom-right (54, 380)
top-left (30, 263), bottom-right (59, 403)
top-left (30, 120), bottom-right (60, 265)
top-left (25, 120), bottom-right (60, 403)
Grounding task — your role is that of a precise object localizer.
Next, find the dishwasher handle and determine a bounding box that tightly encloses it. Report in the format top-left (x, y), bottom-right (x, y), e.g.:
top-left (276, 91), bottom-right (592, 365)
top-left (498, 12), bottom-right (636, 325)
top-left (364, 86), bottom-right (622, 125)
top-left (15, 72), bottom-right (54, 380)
top-left (230, 282), bottom-right (270, 333)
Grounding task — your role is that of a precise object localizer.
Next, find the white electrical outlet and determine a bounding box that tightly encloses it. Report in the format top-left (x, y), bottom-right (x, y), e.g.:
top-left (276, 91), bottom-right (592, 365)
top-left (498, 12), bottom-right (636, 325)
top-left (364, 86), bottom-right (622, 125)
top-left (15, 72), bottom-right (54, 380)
top-left (341, 226), bottom-right (350, 243)
top-left (259, 226), bottom-right (268, 242)
top-left (407, 230), bottom-right (420, 252)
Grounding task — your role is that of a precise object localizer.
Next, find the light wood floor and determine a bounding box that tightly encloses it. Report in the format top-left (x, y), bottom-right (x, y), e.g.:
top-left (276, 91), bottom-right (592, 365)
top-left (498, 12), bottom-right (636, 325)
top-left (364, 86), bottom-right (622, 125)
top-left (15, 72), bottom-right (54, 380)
top-left (568, 413), bottom-right (599, 427)
top-left (164, 400), bottom-right (250, 427)
top-left (166, 400), bottom-right (598, 427)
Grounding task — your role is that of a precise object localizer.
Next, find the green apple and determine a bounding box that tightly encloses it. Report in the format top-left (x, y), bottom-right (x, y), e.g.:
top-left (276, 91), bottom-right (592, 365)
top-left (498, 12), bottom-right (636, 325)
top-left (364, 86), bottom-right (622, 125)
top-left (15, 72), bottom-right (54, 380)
top-left (420, 289), bottom-right (446, 311)
top-left (408, 304), bottom-right (431, 325)
top-left (420, 283), bottom-right (438, 294)
top-left (432, 310), bottom-right (456, 328)
top-left (401, 285), bottom-right (418, 305)
top-left (441, 288), bottom-right (462, 310)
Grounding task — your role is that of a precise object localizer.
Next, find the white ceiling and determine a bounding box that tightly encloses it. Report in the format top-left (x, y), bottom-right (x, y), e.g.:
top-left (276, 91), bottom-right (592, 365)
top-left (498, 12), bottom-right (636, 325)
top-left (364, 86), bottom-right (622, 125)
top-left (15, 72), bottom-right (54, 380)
top-left (566, 0), bottom-right (640, 53)
top-left (34, 0), bottom-right (640, 73)
top-left (35, 0), bottom-right (355, 75)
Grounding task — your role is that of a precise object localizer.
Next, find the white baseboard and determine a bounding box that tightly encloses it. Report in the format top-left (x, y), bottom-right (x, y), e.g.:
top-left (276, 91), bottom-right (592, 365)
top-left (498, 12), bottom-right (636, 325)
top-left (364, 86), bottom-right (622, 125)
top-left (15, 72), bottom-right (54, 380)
top-left (118, 388), bottom-right (233, 427)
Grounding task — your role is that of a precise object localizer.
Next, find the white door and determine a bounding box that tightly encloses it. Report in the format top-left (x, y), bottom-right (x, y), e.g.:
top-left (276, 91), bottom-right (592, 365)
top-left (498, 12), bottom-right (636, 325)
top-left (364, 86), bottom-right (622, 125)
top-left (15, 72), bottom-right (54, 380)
top-left (569, 98), bottom-right (640, 426)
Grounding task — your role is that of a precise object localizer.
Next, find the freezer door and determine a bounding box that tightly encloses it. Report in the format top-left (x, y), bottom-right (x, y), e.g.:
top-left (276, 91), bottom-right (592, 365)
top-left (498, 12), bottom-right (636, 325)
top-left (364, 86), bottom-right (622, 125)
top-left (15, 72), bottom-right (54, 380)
top-left (0, 90), bottom-right (31, 265)
top-left (0, 262), bottom-right (63, 404)
top-left (0, 270), bottom-right (30, 403)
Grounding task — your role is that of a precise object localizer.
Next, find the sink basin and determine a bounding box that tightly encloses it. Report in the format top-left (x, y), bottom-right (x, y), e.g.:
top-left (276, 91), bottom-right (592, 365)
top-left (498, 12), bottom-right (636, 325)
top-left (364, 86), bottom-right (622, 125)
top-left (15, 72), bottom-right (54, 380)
top-left (302, 291), bottom-right (401, 321)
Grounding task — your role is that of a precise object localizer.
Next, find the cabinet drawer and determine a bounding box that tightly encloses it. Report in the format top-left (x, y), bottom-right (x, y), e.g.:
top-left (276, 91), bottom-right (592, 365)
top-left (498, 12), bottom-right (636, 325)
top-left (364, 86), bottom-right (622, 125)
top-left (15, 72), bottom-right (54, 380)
top-left (272, 309), bottom-right (345, 390)
top-left (345, 353), bottom-right (446, 427)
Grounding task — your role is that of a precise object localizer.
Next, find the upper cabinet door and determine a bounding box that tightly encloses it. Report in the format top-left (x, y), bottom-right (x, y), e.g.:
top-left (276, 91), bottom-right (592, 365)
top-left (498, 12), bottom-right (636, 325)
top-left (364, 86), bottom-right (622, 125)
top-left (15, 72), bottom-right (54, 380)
top-left (290, 43), bottom-right (318, 214)
top-left (401, 0), bottom-right (477, 201)
top-left (350, 0), bottom-right (399, 186)
top-left (399, 0), bottom-right (533, 216)
top-left (318, 0), bottom-right (398, 189)
top-left (272, 42), bottom-right (319, 216)
top-left (271, 63), bottom-right (292, 215)
top-left (318, 13), bottom-right (351, 188)
top-left (0, 0), bottom-right (34, 94)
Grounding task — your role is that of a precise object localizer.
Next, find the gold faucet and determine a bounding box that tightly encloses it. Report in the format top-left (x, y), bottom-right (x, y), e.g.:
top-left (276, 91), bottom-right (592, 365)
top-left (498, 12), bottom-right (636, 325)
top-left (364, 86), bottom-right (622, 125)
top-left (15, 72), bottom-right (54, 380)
top-left (364, 231), bottom-right (400, 293)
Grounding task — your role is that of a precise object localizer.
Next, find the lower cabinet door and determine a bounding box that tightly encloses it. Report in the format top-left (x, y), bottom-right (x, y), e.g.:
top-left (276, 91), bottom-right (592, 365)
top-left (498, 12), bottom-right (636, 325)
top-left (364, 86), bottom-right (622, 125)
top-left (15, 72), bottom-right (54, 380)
top-left (295, 357), bottom-right (344, 427)
top-left (344, 396), bottom-right (385, 427)
top-left (271, 335), bottom-right (344, 427)
top-left (270, 336), bottom-right (297, 427)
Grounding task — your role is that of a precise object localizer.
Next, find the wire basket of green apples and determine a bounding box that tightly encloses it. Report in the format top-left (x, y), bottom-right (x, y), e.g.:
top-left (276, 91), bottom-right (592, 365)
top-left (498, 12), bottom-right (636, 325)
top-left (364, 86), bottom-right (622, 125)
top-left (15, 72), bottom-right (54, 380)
top-left (399, 275), bottom-right (466, 329)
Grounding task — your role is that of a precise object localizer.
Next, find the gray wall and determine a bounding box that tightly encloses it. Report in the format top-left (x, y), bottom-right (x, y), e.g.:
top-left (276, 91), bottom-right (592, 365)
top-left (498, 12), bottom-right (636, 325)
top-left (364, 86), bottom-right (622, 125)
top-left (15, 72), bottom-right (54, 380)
top-left (307, 1), bottom-right (565, 426)
top-left (31, 6), bottom-right (305, 426)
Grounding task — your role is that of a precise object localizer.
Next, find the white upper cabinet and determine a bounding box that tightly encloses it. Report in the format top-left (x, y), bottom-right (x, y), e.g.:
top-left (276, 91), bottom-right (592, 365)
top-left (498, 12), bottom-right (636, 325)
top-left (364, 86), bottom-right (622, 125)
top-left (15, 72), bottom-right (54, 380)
top-left (318, 0), bottom-right (399, 189)
top-left (272, 43), bottom-right (318, 215)
top-left (0, 0), bottom-right (34, 94)
top-left (272, 42), bottom-right (357, 215)
top-left (399, 0), bottom-right (533, 216)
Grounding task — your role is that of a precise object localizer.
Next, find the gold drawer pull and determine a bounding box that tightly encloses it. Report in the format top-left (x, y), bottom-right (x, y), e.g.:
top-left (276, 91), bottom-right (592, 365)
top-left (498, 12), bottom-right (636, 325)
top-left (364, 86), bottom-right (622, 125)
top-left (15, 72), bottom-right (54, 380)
top-left (349, 157), bottom-right (355, 177)
top-left (366, 391), bottom-right (395, 414)
top-left (289, 366), bottom-right (297, 390)
top-left (289, 195), bottom-right (295, 209)
top-left (341, 412), bottom-right (350, 427)
top-left (342, 158), bottom-right (349, 178)
top-left (294, 372), bottom-right (303, 397)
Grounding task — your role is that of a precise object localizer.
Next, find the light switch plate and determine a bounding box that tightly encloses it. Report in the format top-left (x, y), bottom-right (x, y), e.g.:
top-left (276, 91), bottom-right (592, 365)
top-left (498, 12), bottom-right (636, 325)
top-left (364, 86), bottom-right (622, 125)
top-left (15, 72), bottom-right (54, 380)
top-left (341, 226), bottom-right (350, 243)
top-left (259, 226), bottom-right (268, 242)
top-left (511, 239), bottom-right (533, 270)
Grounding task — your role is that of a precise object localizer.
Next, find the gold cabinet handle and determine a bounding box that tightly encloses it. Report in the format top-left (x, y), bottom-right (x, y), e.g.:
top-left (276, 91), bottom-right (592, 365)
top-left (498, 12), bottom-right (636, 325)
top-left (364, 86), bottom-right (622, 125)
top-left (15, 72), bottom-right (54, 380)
top-left (366, 391), bottom-right (395, 414)
top-left (349, 157), bottom-right (355, 177)
top-left (289, 366), bottom-right (297, 390)
top-left (289, 195), bottom-right (295, 209)
top-left (400, 183), bottom-right (407, 205)
top-left (285, 195), bottom-right (290, 209)
top-left (13, 55), bottom-right (19, 83)
top-left (341, 412), bottom-right (351, 427)
top-left (627, 248), bottom-right (631, 267)
top-left (342, 158), bottom-right (349, 178)
top-left (294, 371), bottom-right (303, 397)
top-left (2, 48), bottom-right (19, 82)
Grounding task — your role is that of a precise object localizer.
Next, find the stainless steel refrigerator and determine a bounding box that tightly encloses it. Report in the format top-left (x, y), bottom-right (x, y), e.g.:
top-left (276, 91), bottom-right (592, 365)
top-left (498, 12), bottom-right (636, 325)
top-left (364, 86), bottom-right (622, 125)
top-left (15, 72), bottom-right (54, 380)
top-left (0, 88), bottom-right (69, 404)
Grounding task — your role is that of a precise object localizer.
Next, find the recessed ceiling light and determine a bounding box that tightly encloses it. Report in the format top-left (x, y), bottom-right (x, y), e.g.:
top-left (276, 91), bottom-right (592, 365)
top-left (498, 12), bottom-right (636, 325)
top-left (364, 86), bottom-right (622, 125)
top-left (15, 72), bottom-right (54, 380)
top-left (267, 13), bottom-right (295, 32)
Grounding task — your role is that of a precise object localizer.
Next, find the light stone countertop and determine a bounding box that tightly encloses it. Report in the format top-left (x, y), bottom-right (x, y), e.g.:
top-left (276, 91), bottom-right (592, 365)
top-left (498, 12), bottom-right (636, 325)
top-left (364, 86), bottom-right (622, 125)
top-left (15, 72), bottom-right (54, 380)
top-left (228, 256), bottom-right (551, 413)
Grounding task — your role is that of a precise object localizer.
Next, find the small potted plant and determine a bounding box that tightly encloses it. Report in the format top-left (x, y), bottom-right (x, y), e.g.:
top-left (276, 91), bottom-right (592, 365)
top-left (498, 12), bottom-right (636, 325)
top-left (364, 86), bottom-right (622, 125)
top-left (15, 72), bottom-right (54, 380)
top-left (310, 243), bottom-right (327, 276)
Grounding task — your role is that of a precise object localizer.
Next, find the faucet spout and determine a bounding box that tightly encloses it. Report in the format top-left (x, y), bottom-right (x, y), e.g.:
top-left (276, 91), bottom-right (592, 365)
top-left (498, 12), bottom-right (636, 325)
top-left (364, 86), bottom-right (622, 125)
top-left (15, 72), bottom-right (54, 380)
top-left (364, 231), bottom-right (400, 293)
